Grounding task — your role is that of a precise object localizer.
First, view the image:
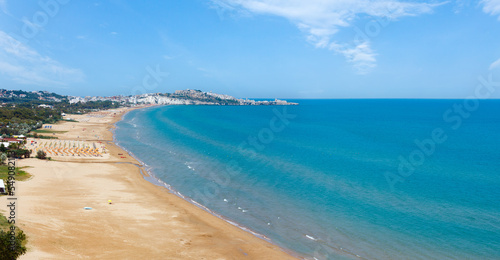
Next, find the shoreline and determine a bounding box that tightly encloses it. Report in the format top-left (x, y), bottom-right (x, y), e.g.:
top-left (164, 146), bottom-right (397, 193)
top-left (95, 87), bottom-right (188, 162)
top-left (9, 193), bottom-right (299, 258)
top-left (1, 106), bottom-right (300, 259)
top-left (112, 106), bottom-right (298, 255)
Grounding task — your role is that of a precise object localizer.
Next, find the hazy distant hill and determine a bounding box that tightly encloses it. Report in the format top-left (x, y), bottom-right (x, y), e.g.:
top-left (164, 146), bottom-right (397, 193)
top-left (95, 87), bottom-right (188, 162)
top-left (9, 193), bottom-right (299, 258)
top-left (0, 89), bottom-right (67, 104)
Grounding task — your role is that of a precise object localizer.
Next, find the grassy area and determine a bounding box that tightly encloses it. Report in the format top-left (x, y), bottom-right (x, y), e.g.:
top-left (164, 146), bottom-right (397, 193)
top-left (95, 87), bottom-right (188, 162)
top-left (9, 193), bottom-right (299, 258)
top-left (0, 215), bottom-right (10, 232)
top-left (32, 129), bottom-right (68, 134)
top-left (28, 135), bottom-right (58, 139)
top-left (0, 165), bottom-right (31, 182)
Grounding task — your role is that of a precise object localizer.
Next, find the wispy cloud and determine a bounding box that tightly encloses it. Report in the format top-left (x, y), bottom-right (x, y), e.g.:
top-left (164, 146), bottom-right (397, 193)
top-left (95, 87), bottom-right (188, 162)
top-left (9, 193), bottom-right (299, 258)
top-left (0, 31), bottom-right (85, 86)
top-left (330, 41), bottom-right (377, 74)
top-left (490, 57), bottom-right (500, 70)
top-left (453, 0), bottom-right (470, 14)
top-left (481, 0), bottom-right (500, 19)
top-left (0, 0), bottom-right (7, 14)
top-left (211, 0), bottom-right (440, 73)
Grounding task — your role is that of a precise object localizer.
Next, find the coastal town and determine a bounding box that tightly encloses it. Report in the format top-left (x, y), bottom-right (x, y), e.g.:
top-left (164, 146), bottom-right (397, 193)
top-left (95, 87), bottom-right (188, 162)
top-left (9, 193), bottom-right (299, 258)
top-left (69, 89), bottom-right (299, 106)
top-left (1, 88), bottom-right (298, 107)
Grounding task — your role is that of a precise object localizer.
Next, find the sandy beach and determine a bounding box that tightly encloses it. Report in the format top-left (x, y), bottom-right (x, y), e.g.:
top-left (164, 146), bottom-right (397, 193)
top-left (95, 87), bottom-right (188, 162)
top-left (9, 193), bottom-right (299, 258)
top-left (0, 107), bottom-right (297, 259)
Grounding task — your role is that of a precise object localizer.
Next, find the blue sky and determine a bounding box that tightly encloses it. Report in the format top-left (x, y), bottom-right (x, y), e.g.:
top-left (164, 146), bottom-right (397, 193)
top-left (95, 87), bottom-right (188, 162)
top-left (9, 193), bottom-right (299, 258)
top-left (0, 0), bottom-right (500, 98)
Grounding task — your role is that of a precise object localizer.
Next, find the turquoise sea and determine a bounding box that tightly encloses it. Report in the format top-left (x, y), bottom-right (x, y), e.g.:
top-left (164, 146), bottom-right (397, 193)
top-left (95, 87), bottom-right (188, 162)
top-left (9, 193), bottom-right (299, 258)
top-left (114, 100), bottom-right (500, 259)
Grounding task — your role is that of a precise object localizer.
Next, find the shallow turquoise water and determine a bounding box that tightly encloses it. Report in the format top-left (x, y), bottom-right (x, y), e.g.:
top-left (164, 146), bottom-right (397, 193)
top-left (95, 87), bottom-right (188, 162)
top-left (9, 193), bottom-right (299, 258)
top-left (115, 100), bottom-right (500, 259)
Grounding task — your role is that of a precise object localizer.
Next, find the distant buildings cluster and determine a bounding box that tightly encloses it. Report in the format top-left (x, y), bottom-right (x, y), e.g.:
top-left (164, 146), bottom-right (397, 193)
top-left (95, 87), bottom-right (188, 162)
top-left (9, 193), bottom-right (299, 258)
top-left (68, 89), bottom-right (298, 106)
top-left (0, 88), bottom-right (297, 106)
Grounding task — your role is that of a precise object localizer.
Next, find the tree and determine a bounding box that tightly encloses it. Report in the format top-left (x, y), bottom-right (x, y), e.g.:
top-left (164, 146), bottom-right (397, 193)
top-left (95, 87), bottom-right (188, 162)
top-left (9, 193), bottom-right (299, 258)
top-left (6, 149), bottom-right (30, 159)
top-left (0, 144), bottom-right (6, 153)
top-left (36, 150), bottom-right (46, 160)
top-left (0, 153), bottom-right (6, 165)
top-left (8, 142), bottom-right (19, 150)
top-left (0, 229), bottom-right (27, 259)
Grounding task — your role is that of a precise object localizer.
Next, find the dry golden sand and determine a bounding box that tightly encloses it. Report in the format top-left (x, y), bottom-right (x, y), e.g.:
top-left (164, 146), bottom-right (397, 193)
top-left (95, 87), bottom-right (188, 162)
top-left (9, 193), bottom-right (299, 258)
top-left (0, 107), bottom-right (298, 260)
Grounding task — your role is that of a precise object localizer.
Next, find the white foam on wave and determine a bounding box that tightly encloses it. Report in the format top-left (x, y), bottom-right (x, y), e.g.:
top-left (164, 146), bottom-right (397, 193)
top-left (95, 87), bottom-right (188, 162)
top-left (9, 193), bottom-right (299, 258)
top-left (306, 235), bottom-right (318, 241)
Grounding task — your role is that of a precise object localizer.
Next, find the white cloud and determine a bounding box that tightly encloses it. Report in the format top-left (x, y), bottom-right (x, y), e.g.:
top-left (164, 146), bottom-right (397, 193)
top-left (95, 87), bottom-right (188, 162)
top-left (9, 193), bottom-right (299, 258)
top-left (0, 0), bottom-right (8, 15)
top-left (453, 0), bottom-right (470, 14)
top-left (211, 0), bottom-right (441, 73)
top-left (481, 0), bottom-right (500, 19)
top-left (0, 31), bottom-right (85, 86)
top-left (330, 41), bottom-right (377, 74)
top-left (490, 57), bottom-right (500, 70)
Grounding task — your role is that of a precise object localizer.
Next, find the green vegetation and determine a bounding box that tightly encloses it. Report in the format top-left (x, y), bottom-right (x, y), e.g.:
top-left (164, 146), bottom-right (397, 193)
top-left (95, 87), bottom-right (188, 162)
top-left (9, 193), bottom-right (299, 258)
top-left (36, 150), bottom-right (47, 160)
top-left (0, 99), bottom-right (120, 136)
top-left (0, 215), bottom-right (9, 230)
top-left (0, 106), bottom-right (61, 135)
top-left (7, 150), bottom-right (31, 159)
top-left (0, 216), bottom-right (26, 259)
top-left (56, 100), bottom-right (120, 114)
top-left (0, 166), bottom-right (31, 182)
top-left (0, 225), bottom-right (27, 259)
top-left (0, 144), bottom-right (31, 160)
top-left (32, 129), bottom-right (67, 134)
top-left (0, 89), bottom-right (65, 104)
top-left (27, 134), bottom-right (58, 140)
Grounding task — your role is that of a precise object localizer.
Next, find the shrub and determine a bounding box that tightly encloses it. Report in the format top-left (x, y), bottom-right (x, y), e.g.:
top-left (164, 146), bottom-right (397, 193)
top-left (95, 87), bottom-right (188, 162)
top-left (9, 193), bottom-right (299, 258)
top-left (0, 229), bottom-right (27, 259)
top-left (36, 150), bottom-right (46, 160)
top-left (0, 153), bottom-right (6, 165)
